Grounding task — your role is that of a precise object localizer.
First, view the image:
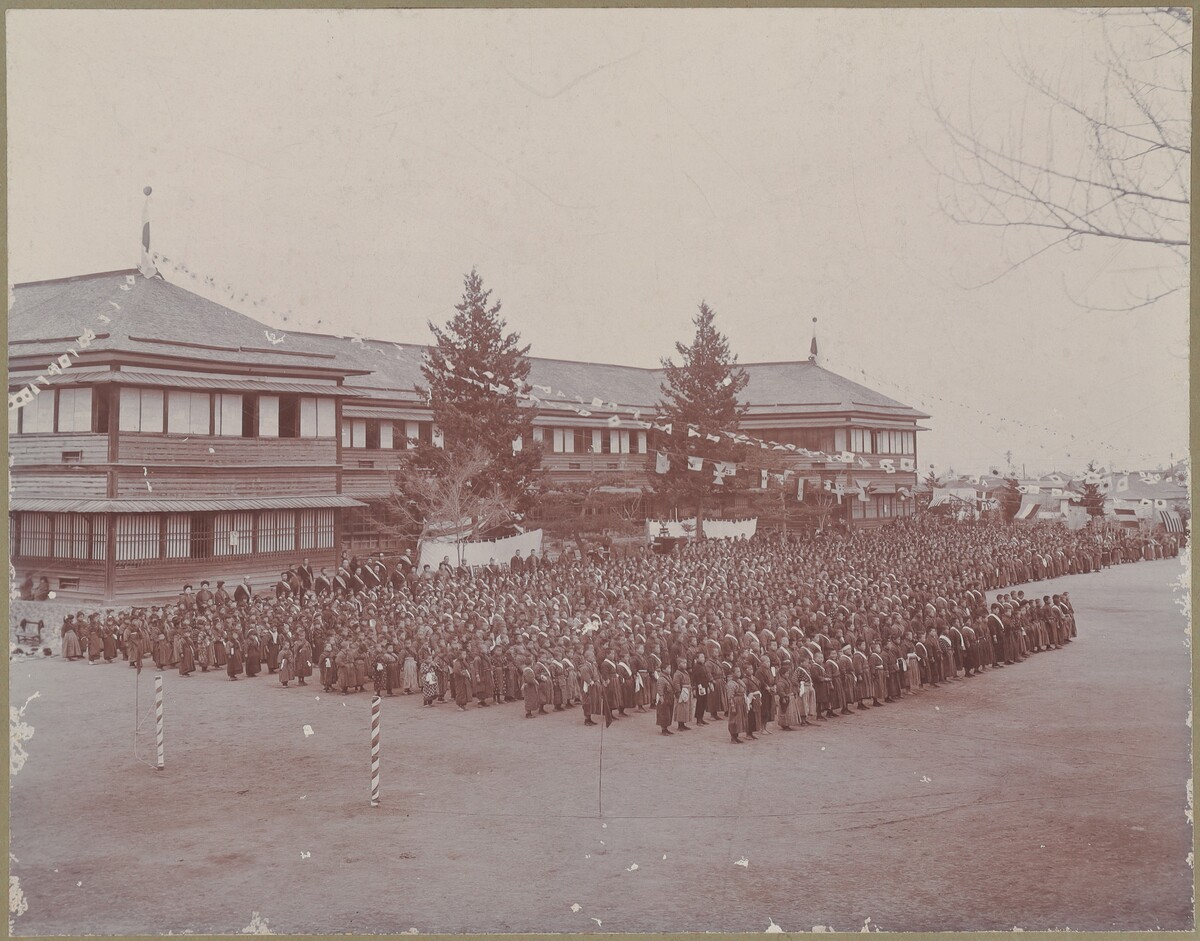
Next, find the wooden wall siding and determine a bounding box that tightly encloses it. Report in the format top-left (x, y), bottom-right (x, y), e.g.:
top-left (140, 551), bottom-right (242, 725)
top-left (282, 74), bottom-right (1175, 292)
top-left (343, 449), bottom-right (411, 470)
top-left (107, 549), bottom-right (340, 605)
top-left (539, 453), bottom-right (651, 474)
top-left (9, 433), bottom-right (109, 465)
top-left (11, 470), bottom-right (109, 499)
top-left (341, 468), bottom-right (395, 497)
top-left (119, 434), bottom-right (338, 466)
top-left (115, 469), bottom-right (338, 499)
top-left (9, 561), bottom-right (107, 607)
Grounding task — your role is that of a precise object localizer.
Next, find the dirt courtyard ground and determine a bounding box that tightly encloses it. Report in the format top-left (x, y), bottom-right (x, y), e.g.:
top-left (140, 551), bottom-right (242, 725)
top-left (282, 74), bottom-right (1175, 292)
top-left (8, 558), bottom-right (1193, 934)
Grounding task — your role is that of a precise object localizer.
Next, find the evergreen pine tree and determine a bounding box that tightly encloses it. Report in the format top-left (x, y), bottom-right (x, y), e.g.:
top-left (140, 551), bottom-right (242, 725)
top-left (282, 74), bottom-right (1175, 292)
top-left (652, 302), bottom-right (749, 526)
top-left (416, 269), bottom-right (542, 510)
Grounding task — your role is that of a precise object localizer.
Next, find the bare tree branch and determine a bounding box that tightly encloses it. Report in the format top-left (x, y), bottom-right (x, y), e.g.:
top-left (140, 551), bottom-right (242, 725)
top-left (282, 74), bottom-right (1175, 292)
top-left (929, 8), bottom-right (1190, 303)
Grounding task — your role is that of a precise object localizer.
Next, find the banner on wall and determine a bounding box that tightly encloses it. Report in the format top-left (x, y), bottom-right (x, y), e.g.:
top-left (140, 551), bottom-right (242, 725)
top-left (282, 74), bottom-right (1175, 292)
top-left (701, 518), bottom-right (757, 540)
top-left (418, 528), bottom-right (544, 571)
top-left (645, 518), bottom-right (756, 541)
top-left (646, 518), bottom-right (699, 539)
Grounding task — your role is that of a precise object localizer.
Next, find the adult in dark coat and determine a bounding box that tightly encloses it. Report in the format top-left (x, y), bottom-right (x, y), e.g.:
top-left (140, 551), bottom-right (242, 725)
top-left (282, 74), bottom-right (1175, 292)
top-left (234, 578), bottom-right (254, 607)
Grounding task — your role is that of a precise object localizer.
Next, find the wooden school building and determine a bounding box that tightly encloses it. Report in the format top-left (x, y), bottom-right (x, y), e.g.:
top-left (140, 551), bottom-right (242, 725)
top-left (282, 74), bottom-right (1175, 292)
top-left (9, 268), bottom-right (928, 604)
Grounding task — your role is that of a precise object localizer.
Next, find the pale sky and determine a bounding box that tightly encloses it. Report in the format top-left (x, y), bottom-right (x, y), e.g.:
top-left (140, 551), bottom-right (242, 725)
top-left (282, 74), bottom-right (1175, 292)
top-left (7, 8), bottom-right (1190, 476)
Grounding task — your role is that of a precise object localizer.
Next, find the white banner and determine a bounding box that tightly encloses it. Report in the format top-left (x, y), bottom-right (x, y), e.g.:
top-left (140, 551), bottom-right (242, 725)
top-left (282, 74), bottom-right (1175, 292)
top-left (645, 518), bottom-right (757, 541)
top-left (418, 529), bottom-right (543, 571)
top-left (701, 518), bottom-right (758, 540)
top-left (647, 518), bottom-right (699, 539)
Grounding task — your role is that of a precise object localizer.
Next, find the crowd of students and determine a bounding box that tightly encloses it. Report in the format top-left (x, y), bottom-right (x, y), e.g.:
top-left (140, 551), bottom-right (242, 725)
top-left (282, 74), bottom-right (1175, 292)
top-left (56, 518), bottom-right (1180, 743)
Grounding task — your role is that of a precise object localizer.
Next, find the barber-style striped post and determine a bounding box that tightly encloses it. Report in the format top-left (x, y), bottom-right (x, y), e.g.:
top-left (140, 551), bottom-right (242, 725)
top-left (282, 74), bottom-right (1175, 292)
top-left (369, 695), bottom-right (382, 807)
top-left (154, 674), bottom-right (165, 771)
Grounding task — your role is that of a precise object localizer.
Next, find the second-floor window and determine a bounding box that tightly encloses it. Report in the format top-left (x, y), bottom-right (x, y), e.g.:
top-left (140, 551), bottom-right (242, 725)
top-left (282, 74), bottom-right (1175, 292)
top-left (167, 390), bottom-right (212, 435)
top-left (119, 388), bottom-right (166, 433)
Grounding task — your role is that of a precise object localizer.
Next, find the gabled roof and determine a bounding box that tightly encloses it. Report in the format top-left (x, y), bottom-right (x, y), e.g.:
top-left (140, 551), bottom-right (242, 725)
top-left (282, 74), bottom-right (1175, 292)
top-left (10, 270), bottom-right (927, 421)
top-left (8, 270), bottom-right (359, 375)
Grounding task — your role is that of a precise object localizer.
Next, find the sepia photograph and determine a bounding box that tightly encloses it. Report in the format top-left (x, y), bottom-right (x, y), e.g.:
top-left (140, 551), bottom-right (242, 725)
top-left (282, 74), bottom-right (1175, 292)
top-left (6, 6), bottom-right (1192, 935)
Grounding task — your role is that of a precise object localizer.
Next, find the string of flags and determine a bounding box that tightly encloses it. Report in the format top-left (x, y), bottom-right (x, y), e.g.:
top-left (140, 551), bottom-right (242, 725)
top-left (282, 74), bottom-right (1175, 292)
top-left (8, 328), bottom-right (98, 412)
top-left (817, 351), bottom-right (1140, 464)
top-left (425, 357), bottom-right (922, 478)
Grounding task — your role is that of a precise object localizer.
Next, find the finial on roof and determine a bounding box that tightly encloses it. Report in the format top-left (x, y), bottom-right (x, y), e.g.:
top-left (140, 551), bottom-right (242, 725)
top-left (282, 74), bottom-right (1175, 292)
top-left (808, 317), bottom-right (818, 363)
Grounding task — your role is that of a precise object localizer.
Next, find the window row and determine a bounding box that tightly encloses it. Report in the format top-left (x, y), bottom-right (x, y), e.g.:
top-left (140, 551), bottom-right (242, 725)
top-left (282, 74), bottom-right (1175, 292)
top-left (544, 427), bottom-right (648, 455)
top-left (9, 387), bottom-right (106, 434)
top-left (849, 428), bottom-right (917, 455)
top-left (9, 387), bottom-right (340, 439)
top-left (120, 389), bottom-right (337, 438)
top-left (342, 418), bottom-right (440, 450)
top-left (751, 427), bottom-right (839, 454)
top-left (13, 512), bottom-right (108, 560)
top-left (850, 493), bottom-right (914, 520)
top-left (118, 509), bottom-right (335, 560)
top-left (10, 509), bottom-right (334, 561)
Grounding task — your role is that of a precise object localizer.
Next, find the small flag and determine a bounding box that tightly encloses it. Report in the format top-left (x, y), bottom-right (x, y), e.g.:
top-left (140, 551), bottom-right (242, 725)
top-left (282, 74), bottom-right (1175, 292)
top-left (706, 434), bottom-right (720, 443)
top-left (655, 452), bottom-right (670, 474)
top-left (761, 469), bottom-right (769, 489)
top-left (837, 451), bottom-right (855, 464)
top-left (139, 186), bottom-right (157, 279)
top-left (687, 456), bottom-right (704, 472)
top-left (721, 375), bottom-right (733, 387)
top-left (1116, 476), bottom-right (1129, 492)
top-left (688, 426), bottom-right (700, 438)
top-left (879, 459), bottom-right (896, 474)
top-left (591, 397), bottom-right (604, 409)
top-left (900, 458), bottom-right (915, 472)
top-left (607, 415), bottom-right (621, 427)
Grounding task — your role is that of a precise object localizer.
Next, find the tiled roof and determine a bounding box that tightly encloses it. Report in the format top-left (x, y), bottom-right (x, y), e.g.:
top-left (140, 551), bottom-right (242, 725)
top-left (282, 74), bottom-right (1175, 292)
top-left (10, 270), bottom-right (926, 420)
top-left (8, 271), bottom-right (354, 373)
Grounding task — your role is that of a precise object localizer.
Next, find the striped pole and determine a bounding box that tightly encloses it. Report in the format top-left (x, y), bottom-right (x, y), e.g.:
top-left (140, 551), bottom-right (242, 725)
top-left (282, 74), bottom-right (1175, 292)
top-left (154, 674), bottom-right (165, 771)
top-left (369, 695), bottom-right (382, 807)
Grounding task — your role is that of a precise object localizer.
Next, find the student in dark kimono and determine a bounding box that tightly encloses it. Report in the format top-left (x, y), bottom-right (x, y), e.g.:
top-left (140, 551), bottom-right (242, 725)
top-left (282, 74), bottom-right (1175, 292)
top-left (292, 635), bottom-right (312, 686)
top-left (278, 642), bottom-right (294, 687)
top-left (726, 667), bottom-right (748, 744)
top-left (521, 666), bottom-right (539, 718)
top-left (336, 647), bottom-right (354, 695)
top-left (178, 633), bottom-right (195, 676)
top-left (453, 656), bottom-right (472, 710)
top-left (654, 664), bottom-right (675, 735)
top-left (579, 653), bottom-right (603, 727)
top-left (744, 666), bottom-right (761, 739)
top-left (103, 624), bottom-right (118, 662)
top-left (226, 637), bottom-right (243, 680)
top-left (535, 661), bottom-right (553, 716)
top-left (473, 647), bottom-right (494, 707)
top-left (671, 659), bottom-right (692, 732)
top-left (319, 643), bottom-right (337, 692)
top-left (244, 634), bottom-right (262, 677)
